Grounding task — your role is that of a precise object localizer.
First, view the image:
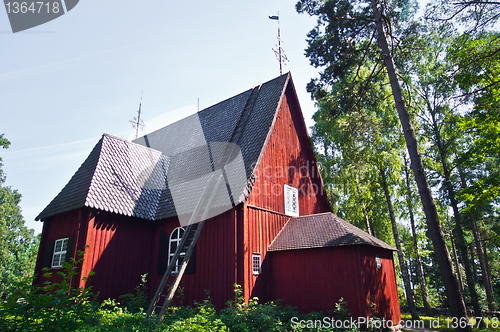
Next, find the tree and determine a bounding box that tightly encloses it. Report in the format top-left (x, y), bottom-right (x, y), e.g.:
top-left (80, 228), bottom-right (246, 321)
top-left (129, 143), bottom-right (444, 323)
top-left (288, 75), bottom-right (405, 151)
top-left (379, 164), bottom-right (419, 319)
top-left (311, 62), bottom-right (422, 315)
top-left (0, 134), bottom-right (39, 293)
top-left (450, 33), bottom-right (500, 213)
top-left (450, 32), bottom-right (500, 312)
top-left (404, 27), bottom-right (484, 321)
top-left (403, 155), bottom-right (432, 316)
top-left (297, 0), bottom-right (470, 327)
top-left (426, 0), bottom-right (500, 34)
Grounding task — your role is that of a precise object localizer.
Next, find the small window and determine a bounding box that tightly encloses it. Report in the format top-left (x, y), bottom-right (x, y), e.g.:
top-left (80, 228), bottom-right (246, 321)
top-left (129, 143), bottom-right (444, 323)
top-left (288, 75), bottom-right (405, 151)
top-left (169, 227), bottom-right (186, 273)
top-left (284, 185), bottom-right (299, 216)
top-left (252, 254), bottom-right (261, 275)
top-left (52, 238), bottom-right (69, 268)
top-left (376, 255), bottom-right (382, 269)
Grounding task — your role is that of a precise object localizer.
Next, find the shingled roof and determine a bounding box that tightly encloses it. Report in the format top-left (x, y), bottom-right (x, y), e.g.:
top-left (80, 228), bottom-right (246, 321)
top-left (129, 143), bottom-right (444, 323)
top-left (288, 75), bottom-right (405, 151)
top-left (36, 73), bottom-right (291, 221)
top-left (268, 213), bottom-right (396, 252)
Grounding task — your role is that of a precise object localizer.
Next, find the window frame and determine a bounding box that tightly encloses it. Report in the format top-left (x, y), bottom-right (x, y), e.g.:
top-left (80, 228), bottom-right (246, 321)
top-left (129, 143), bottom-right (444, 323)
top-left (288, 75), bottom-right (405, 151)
top-left (284, 184), bottom-right (299, 217)
top-left (51, 237), bottom-right (69, 268)
top-left (168, 227), bottom-right (186, 274)
top-left (252, 253), bottom-right (261, 275)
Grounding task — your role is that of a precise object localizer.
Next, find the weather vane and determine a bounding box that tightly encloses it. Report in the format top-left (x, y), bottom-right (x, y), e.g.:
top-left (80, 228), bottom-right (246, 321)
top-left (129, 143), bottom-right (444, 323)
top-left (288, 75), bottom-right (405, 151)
top-left (130, 92), bottom-right (145, 139)
top-left (269, 13), bottom-right (289, 75)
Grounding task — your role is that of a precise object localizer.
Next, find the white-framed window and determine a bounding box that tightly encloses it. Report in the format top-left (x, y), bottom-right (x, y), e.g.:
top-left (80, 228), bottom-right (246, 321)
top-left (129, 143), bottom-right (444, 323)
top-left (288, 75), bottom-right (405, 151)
top-left (168, 227), bottom-right (186, 273)
top-left (252, 254), bottom-right (261, 275)
top-left (51, 238), bottom-right (69, 268)
top-left (284, 184), bottom-right (299, 217)
top-left (376, 255), bottom-right (382, 269)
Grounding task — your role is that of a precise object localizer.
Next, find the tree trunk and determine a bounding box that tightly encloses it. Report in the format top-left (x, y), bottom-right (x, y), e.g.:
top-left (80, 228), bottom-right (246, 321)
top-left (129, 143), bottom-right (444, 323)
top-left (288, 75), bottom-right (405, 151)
top-left (471, 219), bottom-right (495, 311)
top-left (369, 1), bottom-right (470, 329)
top-left (404, 156), bottom-right (433, 316)
top-left (469, 245), bottom-right (478, 285)
top-left (380, 167), bottom-right (419, 320)
top-left (428, 108), bottom-right (483, 323)
top-left (355, 174), bottom-right (372, 235)
top-left (457, 165), bottom-right (496, 312)
top-left (446, 216), bottom-right (466, 298)
top-left (430, 254), bottom-right (442, 302)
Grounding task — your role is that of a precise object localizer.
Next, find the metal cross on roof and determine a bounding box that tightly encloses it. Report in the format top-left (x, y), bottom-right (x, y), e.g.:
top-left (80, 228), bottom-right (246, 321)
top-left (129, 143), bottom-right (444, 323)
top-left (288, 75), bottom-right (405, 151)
top-left (130, 92), bottom-right (145, 139)
top-left (269, 14), bottom-right (289, 75)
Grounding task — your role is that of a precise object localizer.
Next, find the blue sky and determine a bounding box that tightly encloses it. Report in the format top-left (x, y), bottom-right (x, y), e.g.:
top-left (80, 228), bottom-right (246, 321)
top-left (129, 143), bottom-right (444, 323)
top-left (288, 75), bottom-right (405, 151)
top-left (1, 0), bottom-right (325, 233)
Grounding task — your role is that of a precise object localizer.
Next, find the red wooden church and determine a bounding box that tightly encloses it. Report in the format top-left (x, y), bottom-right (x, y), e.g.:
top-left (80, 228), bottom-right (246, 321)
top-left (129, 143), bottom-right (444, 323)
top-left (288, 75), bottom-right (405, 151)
top-left (34, 73), bottom-right (400, 322)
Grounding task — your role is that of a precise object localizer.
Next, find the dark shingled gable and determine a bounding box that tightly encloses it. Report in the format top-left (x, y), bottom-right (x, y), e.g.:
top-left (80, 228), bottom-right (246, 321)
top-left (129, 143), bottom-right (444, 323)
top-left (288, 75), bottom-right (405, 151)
top-left (36, 73), bottom-right (290, 221)
top-left (268, 212), bottom-right (396, 252)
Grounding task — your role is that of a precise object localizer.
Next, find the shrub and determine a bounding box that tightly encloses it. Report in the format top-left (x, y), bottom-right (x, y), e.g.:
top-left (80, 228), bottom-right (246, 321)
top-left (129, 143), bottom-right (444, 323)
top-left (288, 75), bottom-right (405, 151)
top-left (0, 249), bottom-right (98, 332)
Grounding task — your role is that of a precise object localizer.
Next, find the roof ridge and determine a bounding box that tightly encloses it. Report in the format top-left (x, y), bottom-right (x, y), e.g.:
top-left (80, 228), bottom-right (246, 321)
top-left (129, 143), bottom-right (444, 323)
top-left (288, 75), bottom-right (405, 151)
top-left (244, 72), bottom-right (290, 179)
top-left (102, 133), bottom-right (163, 155)
top-left (268, 212), bottom-right (396, 252)
top-left (267, 215), bottom-right (292, 249)
top-left (293, 211), bottom-right (332, 219)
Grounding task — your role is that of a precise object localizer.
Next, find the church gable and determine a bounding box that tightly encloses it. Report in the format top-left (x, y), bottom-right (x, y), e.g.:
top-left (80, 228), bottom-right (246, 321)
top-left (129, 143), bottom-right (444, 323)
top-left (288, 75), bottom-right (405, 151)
top-left (246, 81), bottom-right (329, 216)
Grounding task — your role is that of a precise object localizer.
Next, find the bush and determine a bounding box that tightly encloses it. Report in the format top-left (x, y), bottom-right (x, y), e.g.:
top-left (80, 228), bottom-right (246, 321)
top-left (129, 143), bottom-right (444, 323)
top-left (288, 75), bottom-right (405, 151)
top-left (0, 265), bottom-right (367, 332)
top-left (0, 250), bottom-right (98, 332)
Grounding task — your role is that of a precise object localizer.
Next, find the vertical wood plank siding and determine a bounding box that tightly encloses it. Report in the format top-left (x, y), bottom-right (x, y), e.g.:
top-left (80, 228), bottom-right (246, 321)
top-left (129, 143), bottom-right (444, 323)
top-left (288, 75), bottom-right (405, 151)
top-left (269, 246), bottom-right (364, 316)
top-left (82, 210), bottom-right (155, 301)
top-left (34, 209), bottom-right (84, 287)
top-left (149, 208), bottom-right (238, 309)
top-left (247, 91), bottom-right (328, 216)
top-left (245, 87), bottom-right (330, 302)
top-left (359, 246), bottom-right (401, 322)
top-left (269, 245), bottom-right (400, 323)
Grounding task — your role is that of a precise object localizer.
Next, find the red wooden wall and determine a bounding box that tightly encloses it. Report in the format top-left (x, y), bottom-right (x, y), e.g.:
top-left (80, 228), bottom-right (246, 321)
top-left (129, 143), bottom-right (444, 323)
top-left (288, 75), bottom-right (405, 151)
top-left (33, 208), bottom-right (86, 288)
top-left (268, 245), bottom-right (400, 322)
top-left (243, 206), bottom-right (289, 303)
top-left (246, 86), bottom-right (329, 216)
top-left (81, 210), bottom-right (155, 301)
top-left (149, 208), bottom-right (239, 309)
top-left (35, 208), bottom-right (155, 301)
top-left (35, 206), bottom-right (244, 308)
top-left (359, 245), bottom-right (401, 322)
top-left (243, 83), bottom-right (330, 302)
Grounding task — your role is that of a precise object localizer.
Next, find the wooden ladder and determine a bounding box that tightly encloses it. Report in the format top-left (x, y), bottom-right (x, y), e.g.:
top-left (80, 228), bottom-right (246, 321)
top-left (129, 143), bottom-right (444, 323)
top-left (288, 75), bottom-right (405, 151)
top-left (146, 168), bottom-right (224, 322)
top-left (147, 85), bottom-right (262, 323)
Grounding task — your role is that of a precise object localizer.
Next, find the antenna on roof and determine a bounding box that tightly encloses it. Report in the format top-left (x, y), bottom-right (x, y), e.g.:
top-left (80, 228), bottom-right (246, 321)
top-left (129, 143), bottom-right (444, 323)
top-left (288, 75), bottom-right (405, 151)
top-left (130, 92), bottom-right (145, 139)
top-left (269, 12), bottom-right (288, 75)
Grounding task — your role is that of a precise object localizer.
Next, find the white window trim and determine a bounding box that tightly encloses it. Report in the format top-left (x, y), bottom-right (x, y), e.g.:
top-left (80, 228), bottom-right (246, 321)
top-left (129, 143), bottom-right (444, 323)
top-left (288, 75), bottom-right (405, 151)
top-left (284, 184), bottom-right (299, 217)
top-left (168, 227), bottom-right (186, 274)
top-left (252, 254), bottom-right (261, 275)
top-left (51, 238), bottom-right (69, 268)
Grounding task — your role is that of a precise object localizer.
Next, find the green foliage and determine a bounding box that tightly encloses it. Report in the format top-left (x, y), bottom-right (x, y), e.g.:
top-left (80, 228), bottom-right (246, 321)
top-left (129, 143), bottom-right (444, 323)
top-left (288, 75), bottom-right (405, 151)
top-left (449, 33), bottom-right (500, 213)
top-left (118, 273), bottom-right (149, 313)
top-left (1, 267), bottom-right (373, 332)
top-left (219, 284), bottom-right (296, 332)
top-left (0, 250), bottom-right (98, 331)
top-left (0, 134), bottom-right (40, 294)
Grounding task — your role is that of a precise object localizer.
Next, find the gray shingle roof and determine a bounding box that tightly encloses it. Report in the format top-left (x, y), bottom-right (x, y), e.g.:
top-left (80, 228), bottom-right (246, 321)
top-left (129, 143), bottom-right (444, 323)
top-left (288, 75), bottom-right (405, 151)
top-left (36, 73), bottom-right (290, 221)
top-left (268, 212), bottom-right (396, 252)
